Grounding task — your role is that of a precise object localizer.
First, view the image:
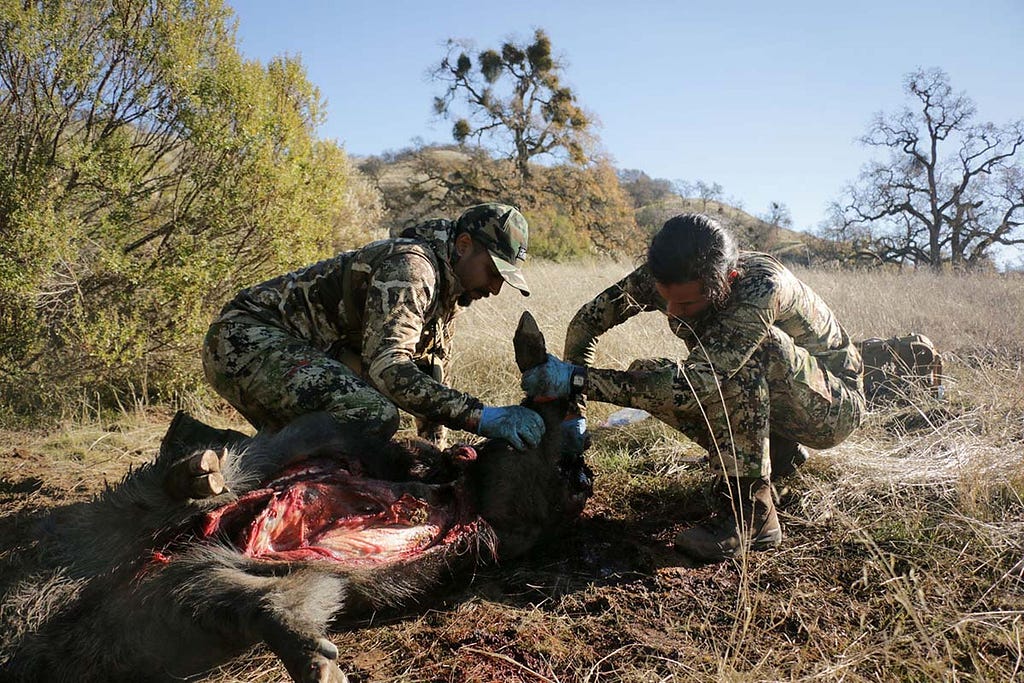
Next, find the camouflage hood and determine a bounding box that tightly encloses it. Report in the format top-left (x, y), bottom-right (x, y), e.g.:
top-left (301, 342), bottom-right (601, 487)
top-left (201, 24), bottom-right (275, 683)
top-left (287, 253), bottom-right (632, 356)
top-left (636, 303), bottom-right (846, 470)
top-left (398, 219), bottom-right (459, 266)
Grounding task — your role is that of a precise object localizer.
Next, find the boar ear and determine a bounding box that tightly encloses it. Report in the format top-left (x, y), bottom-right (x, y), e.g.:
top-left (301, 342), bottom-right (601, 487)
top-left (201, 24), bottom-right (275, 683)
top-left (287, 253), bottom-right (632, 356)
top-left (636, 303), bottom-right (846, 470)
top-left (160, 411), bottom-right (250, 463)
top-left (514, 311), bottom-right (547, 372)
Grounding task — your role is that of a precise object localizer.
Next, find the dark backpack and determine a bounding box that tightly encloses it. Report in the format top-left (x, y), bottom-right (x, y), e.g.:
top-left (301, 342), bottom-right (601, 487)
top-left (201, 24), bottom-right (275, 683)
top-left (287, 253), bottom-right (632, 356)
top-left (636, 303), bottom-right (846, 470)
top-left (856, 334), bottom-right (944, 402)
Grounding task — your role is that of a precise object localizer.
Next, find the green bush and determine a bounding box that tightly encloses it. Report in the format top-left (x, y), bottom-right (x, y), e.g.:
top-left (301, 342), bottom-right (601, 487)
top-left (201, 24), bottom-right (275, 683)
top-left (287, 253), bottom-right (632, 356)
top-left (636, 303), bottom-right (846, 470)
top-left (523, 208), bottom-right (592, 260)
top-left (0, 0), bottom-right (378, 420)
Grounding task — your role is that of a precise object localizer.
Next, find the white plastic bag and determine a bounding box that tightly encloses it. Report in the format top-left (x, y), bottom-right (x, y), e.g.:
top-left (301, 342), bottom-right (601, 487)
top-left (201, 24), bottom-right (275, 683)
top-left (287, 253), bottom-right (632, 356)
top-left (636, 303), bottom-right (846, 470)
top-left (602, 407), bottom-right (651, 427)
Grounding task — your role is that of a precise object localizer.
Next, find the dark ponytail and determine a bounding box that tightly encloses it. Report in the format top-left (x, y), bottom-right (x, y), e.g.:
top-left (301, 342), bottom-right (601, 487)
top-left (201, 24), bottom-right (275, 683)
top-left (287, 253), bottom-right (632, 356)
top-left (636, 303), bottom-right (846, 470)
top-left (647, 213), bottom-right (738, 307)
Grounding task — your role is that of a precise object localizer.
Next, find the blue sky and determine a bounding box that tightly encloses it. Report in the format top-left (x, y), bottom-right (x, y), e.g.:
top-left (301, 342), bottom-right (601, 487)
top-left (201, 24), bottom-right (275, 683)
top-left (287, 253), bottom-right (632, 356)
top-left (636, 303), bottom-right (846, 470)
top-left (227, 0), bottom-right (1024, 240)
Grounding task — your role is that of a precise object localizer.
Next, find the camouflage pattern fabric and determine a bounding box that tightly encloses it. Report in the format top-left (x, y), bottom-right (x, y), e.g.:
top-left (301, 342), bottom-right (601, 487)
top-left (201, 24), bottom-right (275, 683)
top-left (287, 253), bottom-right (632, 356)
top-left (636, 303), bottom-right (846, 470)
top-left (203, 319), bottom-right (401, 438)
top-left (203, 219), bottom-right (482, 439)
top-left (566, 253), bottom-right (865, 478)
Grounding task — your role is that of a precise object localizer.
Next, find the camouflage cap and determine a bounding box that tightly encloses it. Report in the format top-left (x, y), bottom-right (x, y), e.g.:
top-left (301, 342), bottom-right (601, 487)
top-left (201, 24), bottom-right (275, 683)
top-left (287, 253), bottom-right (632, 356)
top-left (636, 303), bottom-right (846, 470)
top-left (456, 203), bottom-right (531, 296)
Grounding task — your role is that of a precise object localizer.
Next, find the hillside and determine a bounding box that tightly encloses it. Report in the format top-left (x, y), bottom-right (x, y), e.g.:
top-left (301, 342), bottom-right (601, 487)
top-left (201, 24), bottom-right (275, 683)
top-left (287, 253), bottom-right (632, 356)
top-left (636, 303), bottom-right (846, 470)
top-left (359, 147), bottom-right (834, 263)
top-left (636, 195), bottom-right (835, 264)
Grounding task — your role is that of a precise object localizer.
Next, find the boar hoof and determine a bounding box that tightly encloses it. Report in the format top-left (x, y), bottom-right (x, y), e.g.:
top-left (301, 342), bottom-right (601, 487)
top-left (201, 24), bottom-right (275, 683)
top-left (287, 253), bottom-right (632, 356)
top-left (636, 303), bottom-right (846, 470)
top-left (164, 448), bottom-right (229, 500)
top-left (299, 649), bottom-right (348, 683)
top-left (281, 636), bottom-right (347, 683)
top-left (315, 636), bottom-right (338, 659)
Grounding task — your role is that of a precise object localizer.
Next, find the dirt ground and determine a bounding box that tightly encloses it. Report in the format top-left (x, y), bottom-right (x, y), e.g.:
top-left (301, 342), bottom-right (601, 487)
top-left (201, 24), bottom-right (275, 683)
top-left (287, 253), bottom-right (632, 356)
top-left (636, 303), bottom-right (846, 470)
top-left (1, 385), bottom-right (1021, 682)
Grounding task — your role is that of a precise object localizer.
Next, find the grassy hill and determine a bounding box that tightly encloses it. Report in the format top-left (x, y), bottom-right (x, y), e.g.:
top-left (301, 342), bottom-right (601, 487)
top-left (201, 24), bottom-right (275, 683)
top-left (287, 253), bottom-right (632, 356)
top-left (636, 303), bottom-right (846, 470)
top-left (359, 147), bottom-right (837, 263)
top-left (637, 195), bottom-right (837, 264)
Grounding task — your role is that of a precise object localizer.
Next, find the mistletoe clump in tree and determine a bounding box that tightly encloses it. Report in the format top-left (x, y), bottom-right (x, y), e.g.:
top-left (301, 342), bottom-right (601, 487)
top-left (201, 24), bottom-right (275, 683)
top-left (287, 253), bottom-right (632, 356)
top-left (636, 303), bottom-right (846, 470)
top-left (432, 29), bottom-right (594, 187)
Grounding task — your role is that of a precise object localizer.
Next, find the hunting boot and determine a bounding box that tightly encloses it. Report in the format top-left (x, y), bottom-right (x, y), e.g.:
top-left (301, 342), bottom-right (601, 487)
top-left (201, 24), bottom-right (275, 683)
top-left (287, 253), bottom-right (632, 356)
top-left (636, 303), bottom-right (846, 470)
top-left (769, 436), bottom-right (809, 479)
top-left (674, 477), bottom-right (782, 563)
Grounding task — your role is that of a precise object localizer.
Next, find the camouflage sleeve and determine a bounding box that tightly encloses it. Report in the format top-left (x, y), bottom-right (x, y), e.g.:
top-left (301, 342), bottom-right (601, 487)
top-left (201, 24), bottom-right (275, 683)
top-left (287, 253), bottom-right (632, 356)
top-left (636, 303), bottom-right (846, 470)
top-left (585, 278), bottom-right (782, 419)
top-left (563, 264), bottom-right (663, 366)
top-left (414, 316), bottom-right (456, 443)
top-left (362, 252), bottom-right (483, 430)
top-left (583, 364), bottom-right (680, 424)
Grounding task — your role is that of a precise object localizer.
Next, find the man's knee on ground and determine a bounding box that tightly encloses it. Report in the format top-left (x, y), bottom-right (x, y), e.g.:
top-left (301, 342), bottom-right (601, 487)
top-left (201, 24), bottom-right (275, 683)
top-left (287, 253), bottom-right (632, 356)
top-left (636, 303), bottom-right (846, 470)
top-left (325, 392), bottom-right (400, 441)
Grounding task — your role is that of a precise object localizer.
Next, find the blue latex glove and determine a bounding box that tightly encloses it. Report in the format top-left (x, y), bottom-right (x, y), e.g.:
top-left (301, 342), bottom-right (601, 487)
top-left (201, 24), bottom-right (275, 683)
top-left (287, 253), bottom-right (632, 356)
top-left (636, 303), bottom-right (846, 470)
top-left (561, 416), bottom-right (590, 457)
top-left (478, 405), bottom-right (546, 450)
top-left (520, 353), bottom-right (577, 399)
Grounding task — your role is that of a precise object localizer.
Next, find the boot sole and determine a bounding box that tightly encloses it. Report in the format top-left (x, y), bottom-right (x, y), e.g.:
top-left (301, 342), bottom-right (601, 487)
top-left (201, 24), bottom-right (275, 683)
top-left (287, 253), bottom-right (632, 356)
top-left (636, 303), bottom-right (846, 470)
top-left (749, 533), bottom-right (783, 552)
top-left (675, 534), bottom-right (782, 563)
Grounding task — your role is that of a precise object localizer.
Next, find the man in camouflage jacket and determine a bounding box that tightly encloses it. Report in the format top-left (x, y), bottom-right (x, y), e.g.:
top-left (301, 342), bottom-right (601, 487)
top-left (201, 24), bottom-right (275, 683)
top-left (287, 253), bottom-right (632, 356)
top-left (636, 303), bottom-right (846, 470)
top-left (203, 203), bottom-right (544, 450)
top-left (522, 213), bottom-right (865, 562)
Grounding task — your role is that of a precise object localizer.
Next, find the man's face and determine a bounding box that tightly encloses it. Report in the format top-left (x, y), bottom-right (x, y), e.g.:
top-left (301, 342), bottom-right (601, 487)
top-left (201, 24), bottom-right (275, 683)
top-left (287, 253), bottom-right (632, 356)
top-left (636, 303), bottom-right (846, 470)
top-left (453, 234), bottom-right (504, 306)
top-left (655, 279), bottom-right (711, 321)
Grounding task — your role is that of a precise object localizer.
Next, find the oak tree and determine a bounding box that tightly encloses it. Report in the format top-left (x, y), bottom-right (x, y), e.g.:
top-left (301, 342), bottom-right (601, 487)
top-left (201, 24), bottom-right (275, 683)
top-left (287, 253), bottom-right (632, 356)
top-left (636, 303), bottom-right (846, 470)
top-left (835, 68), bottom-right (1024, 270)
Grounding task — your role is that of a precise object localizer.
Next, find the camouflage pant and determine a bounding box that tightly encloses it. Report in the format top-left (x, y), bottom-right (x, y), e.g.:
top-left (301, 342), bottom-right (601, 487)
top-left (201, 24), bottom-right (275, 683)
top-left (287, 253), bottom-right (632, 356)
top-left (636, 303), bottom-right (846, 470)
top-left (202, 319), bottom-right (400, 439)
top-left (644, 327), bottom-right (864, 479)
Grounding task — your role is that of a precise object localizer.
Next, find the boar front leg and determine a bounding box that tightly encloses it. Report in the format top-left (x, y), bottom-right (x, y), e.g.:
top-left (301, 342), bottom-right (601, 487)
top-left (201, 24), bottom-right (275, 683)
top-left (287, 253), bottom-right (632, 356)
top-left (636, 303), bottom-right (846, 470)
top-left (162, 549), bottom-right (352, 683)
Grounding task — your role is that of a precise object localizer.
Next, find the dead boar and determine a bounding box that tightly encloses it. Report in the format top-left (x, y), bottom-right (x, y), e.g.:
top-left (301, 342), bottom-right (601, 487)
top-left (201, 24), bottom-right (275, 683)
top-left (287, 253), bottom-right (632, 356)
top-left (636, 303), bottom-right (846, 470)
top-left (0, 312), bottom-right (592, 683)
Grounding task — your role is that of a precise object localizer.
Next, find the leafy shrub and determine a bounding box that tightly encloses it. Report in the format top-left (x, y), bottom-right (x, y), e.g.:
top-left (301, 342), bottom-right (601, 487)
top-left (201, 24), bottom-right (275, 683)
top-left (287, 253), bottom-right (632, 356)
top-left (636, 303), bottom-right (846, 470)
top-left (0, 0), bottom-right (380, 420)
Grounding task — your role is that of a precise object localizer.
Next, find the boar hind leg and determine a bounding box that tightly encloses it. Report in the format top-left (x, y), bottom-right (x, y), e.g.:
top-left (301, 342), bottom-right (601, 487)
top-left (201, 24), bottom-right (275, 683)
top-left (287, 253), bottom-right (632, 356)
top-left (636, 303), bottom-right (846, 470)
top-left (165, 550), bottom-right (351, 683)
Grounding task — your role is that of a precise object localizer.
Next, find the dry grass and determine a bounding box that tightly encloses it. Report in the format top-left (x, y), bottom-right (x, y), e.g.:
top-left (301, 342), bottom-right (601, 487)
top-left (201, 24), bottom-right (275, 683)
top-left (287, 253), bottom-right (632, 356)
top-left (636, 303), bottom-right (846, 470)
top-left (795, 266), bottom-right (1024, 358)
top-left (2, 262), bottom-right (1023, 681)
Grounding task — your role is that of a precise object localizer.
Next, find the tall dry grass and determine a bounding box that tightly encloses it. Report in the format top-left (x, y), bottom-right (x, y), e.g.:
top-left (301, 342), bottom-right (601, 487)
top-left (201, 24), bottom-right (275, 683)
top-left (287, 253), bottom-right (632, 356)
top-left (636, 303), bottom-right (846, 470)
top-left (3, 261), bottom-right (1023, 681)
top-left (795, 266), bottom-right (1024, 358)
top-left (441, 260), bottom-right (1024, 681)
top-left (454, 259), bottom-right (1024, 370)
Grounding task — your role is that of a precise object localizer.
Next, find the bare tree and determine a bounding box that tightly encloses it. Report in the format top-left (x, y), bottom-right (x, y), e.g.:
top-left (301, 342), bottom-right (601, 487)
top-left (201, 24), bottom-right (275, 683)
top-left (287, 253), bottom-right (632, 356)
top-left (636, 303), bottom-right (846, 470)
top-left (838, 68), bottom-right (1024, 270)
top-left (692, 181), bottom-right (724, 210)
top-left (671, 179), bottom-right (691, 197)
top-left (760, 201), bottom-right (793, 230)
top-left (747, 201), bottom-right (792, 251)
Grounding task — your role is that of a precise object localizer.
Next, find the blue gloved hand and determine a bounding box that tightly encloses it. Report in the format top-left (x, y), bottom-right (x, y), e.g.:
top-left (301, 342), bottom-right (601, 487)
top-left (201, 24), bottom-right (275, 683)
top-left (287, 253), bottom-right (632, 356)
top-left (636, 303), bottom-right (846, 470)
top-left (478, 405), bottom-right (546, 450)
top-left (560, 416), bottom-right (590, 457)
top-left (520, 353), bottom-right (578, 399)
